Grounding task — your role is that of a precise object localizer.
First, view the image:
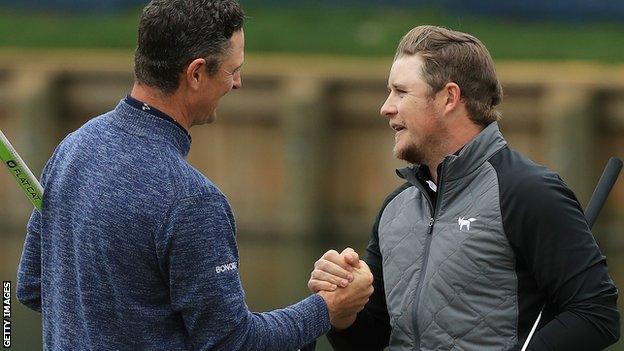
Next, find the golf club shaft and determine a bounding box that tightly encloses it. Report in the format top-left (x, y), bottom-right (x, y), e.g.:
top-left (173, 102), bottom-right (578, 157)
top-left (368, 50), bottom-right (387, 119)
top-left (0, 130), bottom-right (43, 212)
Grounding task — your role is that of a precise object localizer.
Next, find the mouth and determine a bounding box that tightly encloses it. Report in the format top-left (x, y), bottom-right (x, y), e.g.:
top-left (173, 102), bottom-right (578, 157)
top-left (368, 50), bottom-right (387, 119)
top-left (390, 122), bottom-right (407, 133)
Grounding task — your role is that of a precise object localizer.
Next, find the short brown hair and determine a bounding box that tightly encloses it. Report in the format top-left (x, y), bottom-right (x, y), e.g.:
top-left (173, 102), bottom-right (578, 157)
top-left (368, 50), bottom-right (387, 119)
top-left (395, 25), bottom-right (502, 126)
top-left (134, 0), bottom-right (245, 94)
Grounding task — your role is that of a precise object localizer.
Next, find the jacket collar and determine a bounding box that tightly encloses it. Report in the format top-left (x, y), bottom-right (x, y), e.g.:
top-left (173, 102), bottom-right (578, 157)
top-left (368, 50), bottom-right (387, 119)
top-left (397, 121), bottom-right (507, 183)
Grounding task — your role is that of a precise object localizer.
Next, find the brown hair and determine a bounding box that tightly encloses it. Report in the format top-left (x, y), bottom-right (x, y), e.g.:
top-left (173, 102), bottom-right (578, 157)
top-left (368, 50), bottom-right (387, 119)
top-left (135, 0), bottom-right (245, 94)
top-left (395, 25), bottom-right (502, 126)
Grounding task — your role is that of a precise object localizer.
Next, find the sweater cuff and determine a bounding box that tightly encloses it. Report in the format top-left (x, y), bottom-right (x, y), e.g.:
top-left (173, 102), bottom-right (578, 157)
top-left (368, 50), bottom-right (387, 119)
top-left (302, 294), bottom-right (331, 336)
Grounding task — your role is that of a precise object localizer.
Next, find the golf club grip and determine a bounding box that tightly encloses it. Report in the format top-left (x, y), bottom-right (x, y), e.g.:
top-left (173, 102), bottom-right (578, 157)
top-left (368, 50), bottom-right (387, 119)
top-left (585, 157), bottom-right (623, 229)
top-left (0, 129), bottom-right (44, 211)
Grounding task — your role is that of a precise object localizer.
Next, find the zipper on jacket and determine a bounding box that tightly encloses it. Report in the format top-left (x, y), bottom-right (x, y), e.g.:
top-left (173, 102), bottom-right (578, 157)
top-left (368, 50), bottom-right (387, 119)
top-left (426, 217), bottom-right (434, 235)
top-left (411, 161), bottom-right (446, 349)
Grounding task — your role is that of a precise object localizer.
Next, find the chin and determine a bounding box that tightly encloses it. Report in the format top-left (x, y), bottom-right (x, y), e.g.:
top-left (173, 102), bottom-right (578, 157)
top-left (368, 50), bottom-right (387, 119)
top-left (393, 141), bottom-right (409, 160)
top-left (394, 143), bottom-right (423, 165)
top-left (393, 145), bottom-right (409, 163)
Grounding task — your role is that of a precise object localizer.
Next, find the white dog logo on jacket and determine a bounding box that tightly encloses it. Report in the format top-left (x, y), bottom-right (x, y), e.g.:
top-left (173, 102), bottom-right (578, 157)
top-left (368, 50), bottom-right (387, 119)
top-left (458, 217), bottom-right (477, 231)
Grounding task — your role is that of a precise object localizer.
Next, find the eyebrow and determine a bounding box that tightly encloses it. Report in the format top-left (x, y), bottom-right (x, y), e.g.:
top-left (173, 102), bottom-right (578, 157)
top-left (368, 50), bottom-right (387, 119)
top-left (388, 83), bottom-right (407, 91)
top-left (232, 62), bottom-right (244, 73)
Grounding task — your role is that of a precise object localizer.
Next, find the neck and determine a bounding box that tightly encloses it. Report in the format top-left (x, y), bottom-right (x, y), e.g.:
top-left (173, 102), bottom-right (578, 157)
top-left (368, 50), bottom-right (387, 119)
top-left (427, 117), bottom-right (484, 183)
top-left (130, 83), bottom-right (191, 131)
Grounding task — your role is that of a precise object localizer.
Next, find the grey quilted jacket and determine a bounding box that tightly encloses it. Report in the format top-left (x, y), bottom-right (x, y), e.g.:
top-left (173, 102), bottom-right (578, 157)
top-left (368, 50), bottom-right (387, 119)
top-left (328, 122), bottom-right (619, 351)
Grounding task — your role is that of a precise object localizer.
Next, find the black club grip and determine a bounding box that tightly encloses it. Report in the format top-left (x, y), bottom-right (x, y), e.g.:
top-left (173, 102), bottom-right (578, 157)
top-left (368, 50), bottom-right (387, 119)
top-left (585, 157), bottom-right (623, 229)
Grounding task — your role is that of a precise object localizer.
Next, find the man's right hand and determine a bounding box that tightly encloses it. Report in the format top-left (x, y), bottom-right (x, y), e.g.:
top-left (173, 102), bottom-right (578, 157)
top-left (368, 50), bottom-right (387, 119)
top-left (317, 260), bottom-right (374, 330)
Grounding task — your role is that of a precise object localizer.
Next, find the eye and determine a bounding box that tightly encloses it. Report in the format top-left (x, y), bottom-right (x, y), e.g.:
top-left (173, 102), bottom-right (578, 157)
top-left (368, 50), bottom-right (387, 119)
top-left (394, 89), bottom-right (407, 98)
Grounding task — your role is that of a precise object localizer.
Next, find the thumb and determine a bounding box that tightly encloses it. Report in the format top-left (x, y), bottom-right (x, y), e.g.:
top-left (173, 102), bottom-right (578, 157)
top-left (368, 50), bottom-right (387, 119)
top-left (356, 260), bottom-right (371, 274)
top-left (340, 247), bottom-right (361, 268)
top-left (354, 260), bottom-right (374, 285)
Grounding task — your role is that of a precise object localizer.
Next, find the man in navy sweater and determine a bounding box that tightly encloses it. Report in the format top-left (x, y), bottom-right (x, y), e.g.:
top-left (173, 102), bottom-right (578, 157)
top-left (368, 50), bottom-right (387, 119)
top-left (16, 1), bottom-right (374, 350)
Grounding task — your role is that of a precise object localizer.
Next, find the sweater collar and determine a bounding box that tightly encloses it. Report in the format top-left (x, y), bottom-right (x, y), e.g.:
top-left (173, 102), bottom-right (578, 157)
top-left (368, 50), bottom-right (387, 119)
top-left (123, 95), bottom-right (191, 141)
top-left (109, 99), bottom-right (191, 157)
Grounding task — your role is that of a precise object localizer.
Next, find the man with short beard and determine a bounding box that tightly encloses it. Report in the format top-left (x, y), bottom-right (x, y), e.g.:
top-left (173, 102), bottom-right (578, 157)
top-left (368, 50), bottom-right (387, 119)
top-left (308, 26), bottom-right (620, 350)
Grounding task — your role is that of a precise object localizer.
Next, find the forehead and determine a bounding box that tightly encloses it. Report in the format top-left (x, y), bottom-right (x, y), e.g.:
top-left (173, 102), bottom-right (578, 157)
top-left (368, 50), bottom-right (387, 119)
top-left (219, 30), bottom-right (244, 67)
top-left (388, 55), bottom-right (425, 85)
top-left (229, 29), bottom-right (244, 59)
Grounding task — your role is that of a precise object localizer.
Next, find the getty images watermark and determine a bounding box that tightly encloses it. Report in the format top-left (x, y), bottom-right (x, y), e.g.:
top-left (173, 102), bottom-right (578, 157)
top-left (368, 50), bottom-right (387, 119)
top-left (3, 281), bottom-right (10, 348)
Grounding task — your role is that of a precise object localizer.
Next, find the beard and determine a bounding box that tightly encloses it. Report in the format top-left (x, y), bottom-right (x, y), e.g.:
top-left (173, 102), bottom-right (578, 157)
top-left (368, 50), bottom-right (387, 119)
top-left (394, 138), bottom-right (426, 164)
top-left (393, 125), bottom-right (448, 166)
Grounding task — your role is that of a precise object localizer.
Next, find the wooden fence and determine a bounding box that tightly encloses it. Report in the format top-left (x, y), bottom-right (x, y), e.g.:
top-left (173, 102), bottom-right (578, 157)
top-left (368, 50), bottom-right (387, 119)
top-left (0, 49), bottom-right (622, 248)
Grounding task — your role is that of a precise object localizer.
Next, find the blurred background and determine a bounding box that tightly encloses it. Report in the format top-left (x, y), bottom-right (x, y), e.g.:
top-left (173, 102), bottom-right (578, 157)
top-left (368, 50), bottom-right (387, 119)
top-left (0, 0), bottom-right (623, 350)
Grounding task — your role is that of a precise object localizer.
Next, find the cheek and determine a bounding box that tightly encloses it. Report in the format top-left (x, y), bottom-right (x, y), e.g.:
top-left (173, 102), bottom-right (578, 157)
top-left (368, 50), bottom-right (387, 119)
top-left (403, 101), bottom-right (436, 129)
top-left (399, 103), bottom-right (422, 128)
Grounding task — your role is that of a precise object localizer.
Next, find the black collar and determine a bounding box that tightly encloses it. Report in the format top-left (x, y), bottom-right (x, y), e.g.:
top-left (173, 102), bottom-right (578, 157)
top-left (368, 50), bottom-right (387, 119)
top-left (123, 95), bottom-right (191, 142)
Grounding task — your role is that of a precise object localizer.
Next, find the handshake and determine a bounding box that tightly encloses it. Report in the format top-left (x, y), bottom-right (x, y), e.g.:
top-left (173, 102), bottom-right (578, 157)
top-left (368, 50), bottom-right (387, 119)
top-left (308, 248), bottom-right (374, 330)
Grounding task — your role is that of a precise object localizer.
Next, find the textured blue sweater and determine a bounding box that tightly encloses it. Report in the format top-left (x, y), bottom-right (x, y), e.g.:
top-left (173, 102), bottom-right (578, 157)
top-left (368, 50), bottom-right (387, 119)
top-left (16, 99), bottom-right (330, 350)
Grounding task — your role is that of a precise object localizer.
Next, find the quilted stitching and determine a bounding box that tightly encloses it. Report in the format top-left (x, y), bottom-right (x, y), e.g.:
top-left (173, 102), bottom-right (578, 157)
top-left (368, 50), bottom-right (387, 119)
top-left (381, 163), bottom-right (518, 351)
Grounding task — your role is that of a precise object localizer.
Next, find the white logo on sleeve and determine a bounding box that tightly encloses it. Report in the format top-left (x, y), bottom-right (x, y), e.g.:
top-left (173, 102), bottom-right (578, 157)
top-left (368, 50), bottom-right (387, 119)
top-left (215, 262), bottom-right (238, 274)
top-left (458, 217), bottom-right (477, 231)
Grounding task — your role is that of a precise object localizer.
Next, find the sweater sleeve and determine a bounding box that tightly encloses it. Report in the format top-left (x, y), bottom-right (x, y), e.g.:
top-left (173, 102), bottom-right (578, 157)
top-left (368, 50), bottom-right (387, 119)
top-left (16, 209), bottom-right (43, 312)
top-left (500, 170), bottom-right (620, 350)
top-left (155, 194), bottom-right (330, 351)
top-left (16, 151), bottom-right (57, 313)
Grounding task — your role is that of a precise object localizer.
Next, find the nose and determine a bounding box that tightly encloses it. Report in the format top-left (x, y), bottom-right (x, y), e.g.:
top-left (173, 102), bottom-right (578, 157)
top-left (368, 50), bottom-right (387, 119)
top-left (232, 72), bottom-right (242, 90)
top-left (380, 94), bottom-right (397, 118)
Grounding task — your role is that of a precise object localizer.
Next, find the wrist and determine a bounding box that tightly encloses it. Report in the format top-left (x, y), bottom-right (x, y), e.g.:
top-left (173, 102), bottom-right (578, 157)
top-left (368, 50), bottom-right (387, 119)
top-left (317, 291), bottom-right (356, 330)
top-left (317, 290), bottom-right (333, 312)
top-left (331, 314), bottom-right (357, 330)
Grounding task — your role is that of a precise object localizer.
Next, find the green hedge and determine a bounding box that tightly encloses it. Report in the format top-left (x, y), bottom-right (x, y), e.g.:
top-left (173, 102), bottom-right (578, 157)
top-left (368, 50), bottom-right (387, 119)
top-left (1, 6), bottom-right (623, 62)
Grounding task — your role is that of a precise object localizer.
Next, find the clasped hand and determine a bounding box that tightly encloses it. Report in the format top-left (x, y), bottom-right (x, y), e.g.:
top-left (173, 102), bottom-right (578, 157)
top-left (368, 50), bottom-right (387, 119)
top-left (309, 248), bottom-right (373, 330)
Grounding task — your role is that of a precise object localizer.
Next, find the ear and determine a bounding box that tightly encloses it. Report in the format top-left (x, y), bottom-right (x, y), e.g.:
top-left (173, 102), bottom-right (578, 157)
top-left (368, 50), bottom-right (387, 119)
top-left (442, 82), bottom-right (461, 114)
top-left (185, 58), bottom-right (207, 91)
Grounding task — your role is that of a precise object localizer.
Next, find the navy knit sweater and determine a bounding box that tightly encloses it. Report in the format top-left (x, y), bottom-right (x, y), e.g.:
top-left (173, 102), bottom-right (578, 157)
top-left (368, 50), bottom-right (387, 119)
top-left (16, 99), bottom-right (330, 350)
